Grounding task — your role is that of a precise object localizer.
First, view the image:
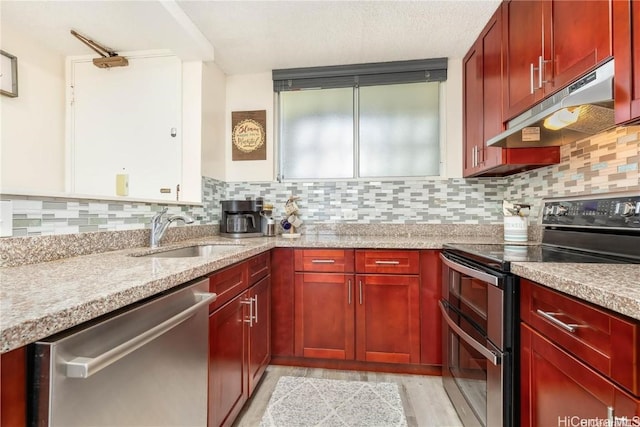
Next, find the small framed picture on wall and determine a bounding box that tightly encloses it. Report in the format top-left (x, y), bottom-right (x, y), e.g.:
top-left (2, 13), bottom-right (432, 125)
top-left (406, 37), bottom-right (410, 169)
top-left (1, 50), bottom-right (18, 98)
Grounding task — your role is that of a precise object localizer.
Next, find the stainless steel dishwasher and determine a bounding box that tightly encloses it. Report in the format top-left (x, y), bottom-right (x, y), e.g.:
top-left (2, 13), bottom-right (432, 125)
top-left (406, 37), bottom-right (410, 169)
top-left (32, 278), bottom-right (216, 427)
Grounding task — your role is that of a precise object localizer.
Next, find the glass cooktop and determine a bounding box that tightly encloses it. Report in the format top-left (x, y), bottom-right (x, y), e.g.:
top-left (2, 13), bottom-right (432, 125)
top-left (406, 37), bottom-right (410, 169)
top-left (443, 243), bottom-right (640, 273)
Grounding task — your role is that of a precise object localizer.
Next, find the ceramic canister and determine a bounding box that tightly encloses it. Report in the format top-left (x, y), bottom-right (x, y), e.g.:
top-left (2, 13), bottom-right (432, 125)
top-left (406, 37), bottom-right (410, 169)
top-left (504, 216), bottom-right (528, 242)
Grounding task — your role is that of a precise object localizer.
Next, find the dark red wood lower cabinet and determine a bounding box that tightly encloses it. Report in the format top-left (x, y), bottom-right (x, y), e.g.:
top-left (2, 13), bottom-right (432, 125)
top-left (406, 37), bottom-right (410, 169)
top-left (248, 276), bottom-right (271, 396)
top-left (0, 347), bottom-right (27, 427)
top-left (294, 272), bottom-right (355, 360)
top-left (355, 274), bottom-right (420, 364)
top-left (208, 296), bottom-right (248, 427)
top-left (520, 323), bottom-right (640, 427)
top-left (208, 275), bottom-right (271, 427)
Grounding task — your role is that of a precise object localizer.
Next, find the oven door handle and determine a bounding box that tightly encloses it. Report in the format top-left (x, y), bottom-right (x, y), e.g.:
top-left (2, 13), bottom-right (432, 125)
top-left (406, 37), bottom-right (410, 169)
top-left (439, 300), bottom-right (502, 366)
top-left (440, 253), bottom-right (499, 287)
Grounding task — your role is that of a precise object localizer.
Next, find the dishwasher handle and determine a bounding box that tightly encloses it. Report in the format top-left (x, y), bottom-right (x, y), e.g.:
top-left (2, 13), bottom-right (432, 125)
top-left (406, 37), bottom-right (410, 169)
top-left (66, 291), bottom-right (217, 379)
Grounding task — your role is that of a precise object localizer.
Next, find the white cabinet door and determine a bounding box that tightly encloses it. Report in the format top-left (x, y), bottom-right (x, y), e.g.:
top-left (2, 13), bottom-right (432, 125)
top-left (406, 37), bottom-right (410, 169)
top-left (69, 54), bottom-right (182, 200)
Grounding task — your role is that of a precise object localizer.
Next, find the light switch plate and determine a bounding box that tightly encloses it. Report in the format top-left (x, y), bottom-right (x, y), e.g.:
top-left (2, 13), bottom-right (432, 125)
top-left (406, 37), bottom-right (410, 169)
top-left (0, 201), bottom-right (13, 237)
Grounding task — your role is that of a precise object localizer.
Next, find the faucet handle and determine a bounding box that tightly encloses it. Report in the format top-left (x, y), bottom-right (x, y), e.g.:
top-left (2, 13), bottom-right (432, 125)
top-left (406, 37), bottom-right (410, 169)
top-left (151, 207), bottom-right (168, 224)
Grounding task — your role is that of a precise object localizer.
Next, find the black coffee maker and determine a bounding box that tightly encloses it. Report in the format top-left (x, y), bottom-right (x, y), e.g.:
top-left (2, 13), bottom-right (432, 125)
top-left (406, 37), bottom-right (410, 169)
top-left (220, 199), bottom-right (263, 238)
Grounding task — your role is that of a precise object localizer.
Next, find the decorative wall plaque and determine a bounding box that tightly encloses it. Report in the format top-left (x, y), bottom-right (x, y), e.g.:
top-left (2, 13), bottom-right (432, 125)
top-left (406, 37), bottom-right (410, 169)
top-left (232, 110), bottom-right (266, 161)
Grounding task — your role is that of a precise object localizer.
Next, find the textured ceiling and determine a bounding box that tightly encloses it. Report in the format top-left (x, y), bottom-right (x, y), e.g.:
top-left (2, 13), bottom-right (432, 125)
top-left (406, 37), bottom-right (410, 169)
top-left (1, 0), bottom-right (501, 75)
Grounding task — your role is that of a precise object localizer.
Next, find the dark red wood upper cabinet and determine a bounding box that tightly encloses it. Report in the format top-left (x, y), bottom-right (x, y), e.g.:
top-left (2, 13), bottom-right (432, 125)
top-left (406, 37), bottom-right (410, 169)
top-left (503, 0), bottom-right (545, 120)
top-left (463, 3), bottom-right (560, 177)
top-left (614, 0), bottom-right (640, 124)
top-left (503, 0), bottom-right (612, 121)
top-left (549, 0), bottom-right (611, 92)
top-left (463, 38), bottom-right (483, 177)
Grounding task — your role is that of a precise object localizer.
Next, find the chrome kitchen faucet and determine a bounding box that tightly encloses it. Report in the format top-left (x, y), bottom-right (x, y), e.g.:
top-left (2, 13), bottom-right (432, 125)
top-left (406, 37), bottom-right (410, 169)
top-left (150, 207), bottom-right (194, 248)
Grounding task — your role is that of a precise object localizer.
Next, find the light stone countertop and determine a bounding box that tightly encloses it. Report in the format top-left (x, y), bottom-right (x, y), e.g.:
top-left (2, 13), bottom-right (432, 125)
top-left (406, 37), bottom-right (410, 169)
top-left (2, 234), bottom-right (639, 354)
top-left (510, 262), bottom-right (640, 321)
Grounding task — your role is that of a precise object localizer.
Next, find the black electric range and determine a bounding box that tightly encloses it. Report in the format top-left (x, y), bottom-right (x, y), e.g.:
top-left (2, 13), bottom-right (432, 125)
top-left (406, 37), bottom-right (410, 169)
top-left (440, 192), bottom-right (639, 427)
top-left (444, 192), bottom-right (640, 273)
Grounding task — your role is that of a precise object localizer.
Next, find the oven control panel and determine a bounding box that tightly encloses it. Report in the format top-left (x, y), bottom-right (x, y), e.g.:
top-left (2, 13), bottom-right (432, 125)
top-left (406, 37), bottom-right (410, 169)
top-left (542, 194), bottom-right (640, 228)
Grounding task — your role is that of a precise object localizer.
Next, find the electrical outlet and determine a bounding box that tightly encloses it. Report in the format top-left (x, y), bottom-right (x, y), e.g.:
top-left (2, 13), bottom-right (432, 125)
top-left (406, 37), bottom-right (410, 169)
top-left (342, 210), bottom-right (358, 220)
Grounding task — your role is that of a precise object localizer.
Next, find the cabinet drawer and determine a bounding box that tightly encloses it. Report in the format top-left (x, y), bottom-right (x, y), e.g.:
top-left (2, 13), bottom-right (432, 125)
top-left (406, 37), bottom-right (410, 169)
top-left (521, 279), bottom-right (640, 395)
top-left (248, 251), bottom-right (270, 286)
top-left (294, 249), bottom-right (354, 272)
top-left (355, 250), bottom-right (420, 275)
top-left (521, 323), bottom-right (640, 426)
top-left (209, 262), bottom-right (248, 311)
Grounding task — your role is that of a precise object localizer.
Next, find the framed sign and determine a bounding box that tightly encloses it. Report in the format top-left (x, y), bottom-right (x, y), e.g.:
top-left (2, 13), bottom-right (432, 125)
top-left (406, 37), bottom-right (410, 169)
top-left (232, 110), bottom-right (266, 161)
top-left (0, 50), bottom-right (18, 97)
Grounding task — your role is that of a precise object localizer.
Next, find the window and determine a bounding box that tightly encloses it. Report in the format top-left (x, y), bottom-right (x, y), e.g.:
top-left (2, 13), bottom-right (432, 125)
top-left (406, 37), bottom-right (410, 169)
top-left (274, 59), bottom-right (446, 180)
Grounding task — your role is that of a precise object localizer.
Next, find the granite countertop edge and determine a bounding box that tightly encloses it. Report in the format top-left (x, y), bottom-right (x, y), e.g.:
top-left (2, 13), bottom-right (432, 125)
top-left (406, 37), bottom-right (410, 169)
top-left (2, 235), bottom-right (638, 354)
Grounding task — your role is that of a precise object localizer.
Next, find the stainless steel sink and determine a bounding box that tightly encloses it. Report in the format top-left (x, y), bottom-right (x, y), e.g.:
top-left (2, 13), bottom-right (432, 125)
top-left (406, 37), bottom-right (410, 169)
top-left (137, 244), bottom-right (244, 258)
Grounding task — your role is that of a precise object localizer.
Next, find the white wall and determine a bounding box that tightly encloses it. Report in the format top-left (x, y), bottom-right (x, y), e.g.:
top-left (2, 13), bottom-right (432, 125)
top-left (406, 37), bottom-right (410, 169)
top-left (225, 72), bottom-right (275, 182)
top-left (0, 23), bottom-right (66, 192)
top-left (201, 61), bottom-right (227, 180)
top-left (222, 64), bottom-right (464, 182)
top-left (444, 58), bottom-right (464, 178)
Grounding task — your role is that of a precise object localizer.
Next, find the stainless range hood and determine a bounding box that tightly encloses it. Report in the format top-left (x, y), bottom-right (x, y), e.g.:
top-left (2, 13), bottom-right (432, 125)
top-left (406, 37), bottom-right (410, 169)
top-left (487, 59), bottom-right (615, 148)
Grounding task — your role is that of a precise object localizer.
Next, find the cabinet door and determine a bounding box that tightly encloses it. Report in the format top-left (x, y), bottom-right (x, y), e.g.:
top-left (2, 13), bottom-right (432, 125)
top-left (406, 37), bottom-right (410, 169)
top-left (355, 274), bottom-right (420, 364)
top-left (503, 0), bottom-right (545, 119)
top-left (520, 323), bottom-right (640, 427)
top-left (0, 347), bottom-right (27, 427)
top-left (480, 7), bottom-right (505, 171)
top-left (420, 251), bottom-right (442, 366)
top-left (271, 248), bottom-right (295, 357)
top-left (549, 0), bottom-right (611, 92)
top-left (208, 295), bottom-right (248, 427)
top-left (463, 39), bottom-right (482, 177)
top-left (294, 273), bottom-right (355, 360)
top-left (247, 275), bottom-right (271, 395)
top-left (614, 0), bottom-right (640, 124)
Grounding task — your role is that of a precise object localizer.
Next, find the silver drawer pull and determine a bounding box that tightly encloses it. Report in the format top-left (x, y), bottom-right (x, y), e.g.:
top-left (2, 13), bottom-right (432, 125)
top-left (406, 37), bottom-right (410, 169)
top-left (374, 260), bottom-right (400, 265)
top-left (311, 259), bottom-right (335, 264)
top-left (536, 309), bottom-right (580, 333)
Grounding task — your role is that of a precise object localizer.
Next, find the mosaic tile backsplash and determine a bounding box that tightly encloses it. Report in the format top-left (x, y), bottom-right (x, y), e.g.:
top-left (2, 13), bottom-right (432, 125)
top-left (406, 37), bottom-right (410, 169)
top-left (1, 127), bottom-right (637, 237)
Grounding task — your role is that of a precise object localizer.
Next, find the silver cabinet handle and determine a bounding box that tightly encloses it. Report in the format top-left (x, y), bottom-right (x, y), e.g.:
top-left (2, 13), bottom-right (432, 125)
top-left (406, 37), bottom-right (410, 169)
top-left (538, 55), bottom-right (544, 89)
top-left (66, 291), bottom-right (217, 379)
top-left (536, 309), bottom-right (579, 333)
top-left (311, 259), bottom-right (335, 264)
top-left (374, 260), bottom-right (400, 265)
top-left (473, 146), bottom-right (478, 167)
top-left (359, 280), bottom-right (363, 305)
top-left (241, 297), bottom-right (253, 326)
top-left (607, 407), bottom-right (614, 425)
top-left (348, 279), bottom-right (352, 305)
top-left (530, 62), bottom-right (535, 94)
top-left (253, 295), bottom-right (258, 324)
top-left (440, 301), bottom-right (501, 366)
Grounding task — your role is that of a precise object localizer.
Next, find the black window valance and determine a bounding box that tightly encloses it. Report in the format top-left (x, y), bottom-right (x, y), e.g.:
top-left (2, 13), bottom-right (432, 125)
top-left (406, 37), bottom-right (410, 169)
top-left (272, 58), bottom-right (447, 92)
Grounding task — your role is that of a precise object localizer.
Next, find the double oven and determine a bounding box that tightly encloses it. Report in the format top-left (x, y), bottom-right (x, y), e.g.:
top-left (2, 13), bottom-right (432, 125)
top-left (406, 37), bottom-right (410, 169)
top-left (440, 192), bottom-right (640, 427)
top-left (440, 251), bottom-right (516, 427)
